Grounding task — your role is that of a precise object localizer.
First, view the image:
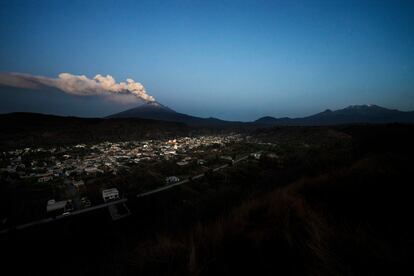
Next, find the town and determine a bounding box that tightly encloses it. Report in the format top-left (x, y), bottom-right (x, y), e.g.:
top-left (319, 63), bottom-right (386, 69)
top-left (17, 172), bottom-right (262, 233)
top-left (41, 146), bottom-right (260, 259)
top-left (0, 133), bottom-right (277, 228)
top-left (1, 134), bottom-right (244, 179)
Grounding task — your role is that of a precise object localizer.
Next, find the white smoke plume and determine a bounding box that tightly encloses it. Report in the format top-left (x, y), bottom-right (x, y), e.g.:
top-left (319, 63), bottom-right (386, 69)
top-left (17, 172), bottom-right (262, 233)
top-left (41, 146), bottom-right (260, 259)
top-left (0, 72), bottom-right (155, 103)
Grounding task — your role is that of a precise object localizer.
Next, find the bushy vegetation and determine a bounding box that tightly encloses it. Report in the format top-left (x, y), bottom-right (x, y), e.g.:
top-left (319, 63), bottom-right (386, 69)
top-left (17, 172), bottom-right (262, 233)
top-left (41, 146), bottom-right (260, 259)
top-left (126, 124), bottom-right (414, 275)
top-left (129, 153), bottom-right (414, 275)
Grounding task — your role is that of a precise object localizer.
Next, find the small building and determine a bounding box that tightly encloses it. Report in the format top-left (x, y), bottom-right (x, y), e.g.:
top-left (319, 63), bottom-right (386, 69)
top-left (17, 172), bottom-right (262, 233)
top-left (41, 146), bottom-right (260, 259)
top-left (38, 175), bottom-right (53, 183)
top-left (85, 167), bottom-right (103, 175)
top-left (73, 179), bottom-right (85, 189)
top-left (176, 161), bottom-right (189, 166)
top-left (46, 199), bottom-right (68, 215)
top-left (197, 159), bottom-right (206, 165)
top-left (220, 156), bottom-right (233, 161)
top-left (250, 153), bottom-right (262, 160)
top-left (80, 197), bottom-right (91, 208)
top-left (102, 188), bottom-right (120, 202)
top-left (165, 176), bottom-right (180, 184)
top-left (266, 153), bottom-right (279, 159)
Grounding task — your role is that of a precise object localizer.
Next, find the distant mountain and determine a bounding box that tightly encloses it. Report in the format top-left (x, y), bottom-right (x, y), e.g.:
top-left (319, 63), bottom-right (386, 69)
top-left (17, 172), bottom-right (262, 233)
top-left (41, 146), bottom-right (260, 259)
top-left (255, 105), bottom-right (414, 126)
top-left (3, 104), bottom-right (411, 141)
top-left (107, 101), bottom-right (175, 118)
top-left (107, 101), bottom-right (244, 127)
top-left (109, 103), bottom-right (414, 127)
top-left (255, 116), bottom-right (292, 125)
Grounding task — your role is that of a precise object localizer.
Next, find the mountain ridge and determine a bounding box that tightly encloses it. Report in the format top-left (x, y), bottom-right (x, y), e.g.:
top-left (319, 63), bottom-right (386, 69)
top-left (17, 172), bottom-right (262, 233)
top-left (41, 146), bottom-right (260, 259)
top-left (254, 104), bottom-right (414, 126)
top-left (107, 101), bottom-right (246, 127)
top-left (108, 102), bottom-right (414, 126)
top-left (2, 103), bottom-right (414, 128)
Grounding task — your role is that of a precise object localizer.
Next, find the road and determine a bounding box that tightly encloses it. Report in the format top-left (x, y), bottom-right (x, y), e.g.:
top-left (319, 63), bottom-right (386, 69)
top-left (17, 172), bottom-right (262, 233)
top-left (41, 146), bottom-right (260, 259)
top-left (136, 151), bottom-right (258, 198)
top-left (0, 198), bottom-right (128, 234)
top-left (136, 179), bottom-right (190, 198)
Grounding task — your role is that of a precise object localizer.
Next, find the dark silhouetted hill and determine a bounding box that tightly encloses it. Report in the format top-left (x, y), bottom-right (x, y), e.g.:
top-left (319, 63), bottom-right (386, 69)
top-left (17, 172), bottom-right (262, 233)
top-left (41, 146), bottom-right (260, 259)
top-left (0, 112), bottom-right (190, 150)
top-left (110, 103), bottom-right (414, 127)
top-left (107, 101), bottom-right (245, 127)
top-left (255, 104), bottom-right (414, 125)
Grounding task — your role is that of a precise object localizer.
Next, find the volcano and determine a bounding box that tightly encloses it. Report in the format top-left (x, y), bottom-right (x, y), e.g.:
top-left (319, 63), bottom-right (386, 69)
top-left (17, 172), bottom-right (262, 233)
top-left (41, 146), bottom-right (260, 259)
top-left (107, 101), bottom-right (240, 127)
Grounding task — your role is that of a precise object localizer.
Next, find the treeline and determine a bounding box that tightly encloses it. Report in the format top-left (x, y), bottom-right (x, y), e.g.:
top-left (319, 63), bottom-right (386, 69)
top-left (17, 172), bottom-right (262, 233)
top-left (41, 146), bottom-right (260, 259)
top-left (0, 112), bottom-right (190, 150)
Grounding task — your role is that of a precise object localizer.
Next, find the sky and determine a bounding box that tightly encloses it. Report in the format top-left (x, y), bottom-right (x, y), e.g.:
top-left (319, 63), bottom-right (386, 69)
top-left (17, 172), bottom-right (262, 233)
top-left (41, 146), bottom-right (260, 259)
top-left (0, 0), bottom-right (413, 120)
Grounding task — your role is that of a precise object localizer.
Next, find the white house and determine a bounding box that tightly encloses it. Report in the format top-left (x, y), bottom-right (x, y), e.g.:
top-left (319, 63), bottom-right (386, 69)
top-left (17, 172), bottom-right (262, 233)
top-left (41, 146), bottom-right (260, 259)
top-left (102, 188), bottom-right (120, 202)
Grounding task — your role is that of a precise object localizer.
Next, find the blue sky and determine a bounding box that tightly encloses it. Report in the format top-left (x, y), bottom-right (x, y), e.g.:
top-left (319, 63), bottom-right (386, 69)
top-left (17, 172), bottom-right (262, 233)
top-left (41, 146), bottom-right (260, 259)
top-left (0, 0), bottom-right (413, 120)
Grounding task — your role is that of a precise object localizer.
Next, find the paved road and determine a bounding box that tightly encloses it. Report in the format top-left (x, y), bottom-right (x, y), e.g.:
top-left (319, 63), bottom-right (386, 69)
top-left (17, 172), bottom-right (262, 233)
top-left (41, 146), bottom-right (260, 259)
top-left (136, 151), bottom-right (259, 198)
top-left (0, 198), bottom-right (128, 234)
top-left (234, 155), bottom-right (249, 164)
top-left (136, 179), bottom-right (190, 198)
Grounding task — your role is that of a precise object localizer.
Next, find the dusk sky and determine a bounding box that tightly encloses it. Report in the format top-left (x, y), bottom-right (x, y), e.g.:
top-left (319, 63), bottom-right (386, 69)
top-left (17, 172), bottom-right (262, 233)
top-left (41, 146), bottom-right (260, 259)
top-left (0, 0), bottom-right (413, 120)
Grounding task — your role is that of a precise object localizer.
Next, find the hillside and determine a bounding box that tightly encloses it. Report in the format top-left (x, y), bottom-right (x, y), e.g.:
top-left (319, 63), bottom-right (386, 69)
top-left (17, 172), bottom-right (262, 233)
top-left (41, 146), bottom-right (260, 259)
top-left (3, 124), bottom-right (414, 275)
top-left (0, 112), bottom-right (190, 150)
top-left (255, 105), bottom-right (414, 125)
top-left (109, 103), bottom-right (414, 126)
top-left (108, 101), bottom-right (244, 127)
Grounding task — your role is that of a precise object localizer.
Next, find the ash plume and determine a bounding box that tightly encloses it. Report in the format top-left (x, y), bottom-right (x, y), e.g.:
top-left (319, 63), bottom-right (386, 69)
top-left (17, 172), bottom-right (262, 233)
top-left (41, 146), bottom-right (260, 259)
top-left (0, 72), bottom-right (155, 103)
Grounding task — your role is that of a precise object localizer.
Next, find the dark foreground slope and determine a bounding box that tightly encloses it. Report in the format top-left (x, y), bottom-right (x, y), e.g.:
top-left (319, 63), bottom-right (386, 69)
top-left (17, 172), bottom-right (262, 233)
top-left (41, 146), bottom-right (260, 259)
top-left (127, 124), bottom-right (414, 275)
top-left (2, 124), bottom-right (414, 276)
top-left (0, 112), bottom-right (190, 150)
top-left (135, 153), bottom-right (413, 275)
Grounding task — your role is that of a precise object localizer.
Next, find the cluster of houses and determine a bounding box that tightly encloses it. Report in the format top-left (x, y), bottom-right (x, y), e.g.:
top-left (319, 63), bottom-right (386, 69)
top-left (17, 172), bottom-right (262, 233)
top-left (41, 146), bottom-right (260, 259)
top-left (0, 134), bottom-right (244, 185)
top-left (0, 134), bottom-right (286, 221)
